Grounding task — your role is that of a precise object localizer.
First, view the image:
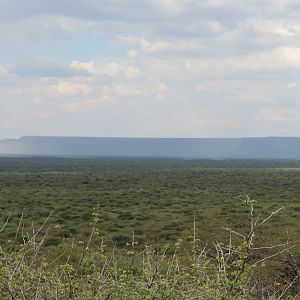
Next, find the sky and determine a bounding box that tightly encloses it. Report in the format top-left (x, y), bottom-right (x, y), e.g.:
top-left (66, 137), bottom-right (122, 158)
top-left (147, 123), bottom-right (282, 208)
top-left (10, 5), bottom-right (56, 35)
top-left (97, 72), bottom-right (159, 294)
top-left (1, 0), bottom-right (300, 139)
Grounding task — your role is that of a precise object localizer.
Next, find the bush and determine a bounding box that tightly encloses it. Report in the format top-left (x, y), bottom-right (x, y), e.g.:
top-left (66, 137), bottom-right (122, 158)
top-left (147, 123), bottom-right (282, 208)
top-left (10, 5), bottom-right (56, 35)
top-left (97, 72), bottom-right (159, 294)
top-left (0, 197), bottom-right (298, 299)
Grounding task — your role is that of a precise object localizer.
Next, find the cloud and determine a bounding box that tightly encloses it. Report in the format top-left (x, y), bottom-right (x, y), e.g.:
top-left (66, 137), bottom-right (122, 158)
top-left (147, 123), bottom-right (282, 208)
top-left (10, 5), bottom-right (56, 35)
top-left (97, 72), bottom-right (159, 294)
top-left (1, 0), bottom-right (300, 138)
top-left (152, 0), bottom-right (186, 13)
top-left (102, 63), bottom-right (121, 77)
top-left (0, 65), bottom-right (8, 76)
top-left (54, 81), bottom-right (92, 96)
top-left (239, 47), bottom-right (300, 71)
top-left (247, 19), bottom-right (300, 37)
top-left (70, 60), bottom-right (141, 79)
top-left (63, 99), bottom-right (100, 113)
top-left (207, 20), bottom-right (222, 33)
top-left (185, 47), bottom-right (300, 78)
top-left (287, 82), bottom-right (299, 90)
top-left (70, 60), bottom-right (96, 73)
top-left (70, 61), bottom-right (122, 77)
top-left (113, 81), bottom-right (166, 99)
top-left (125, 66), bottom-right (141, 79)
top-left (0, 120), bottom-right (12, 129)
top-left (256, 107), bottom-right (298, 124)
top-left (0, 0), bottom-right (171, 23)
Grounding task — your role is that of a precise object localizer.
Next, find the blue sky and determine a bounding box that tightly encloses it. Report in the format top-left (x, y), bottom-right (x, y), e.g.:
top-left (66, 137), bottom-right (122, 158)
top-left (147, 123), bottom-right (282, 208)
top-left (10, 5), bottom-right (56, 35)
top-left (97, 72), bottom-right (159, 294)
top-left (1, 0), bottom-right (300, 138)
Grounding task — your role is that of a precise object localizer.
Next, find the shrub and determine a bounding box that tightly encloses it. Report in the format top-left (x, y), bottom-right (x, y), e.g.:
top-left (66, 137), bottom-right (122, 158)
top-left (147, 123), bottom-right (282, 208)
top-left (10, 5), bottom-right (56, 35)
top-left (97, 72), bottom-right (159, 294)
top-left (0, 197), bottom-right (298, 299)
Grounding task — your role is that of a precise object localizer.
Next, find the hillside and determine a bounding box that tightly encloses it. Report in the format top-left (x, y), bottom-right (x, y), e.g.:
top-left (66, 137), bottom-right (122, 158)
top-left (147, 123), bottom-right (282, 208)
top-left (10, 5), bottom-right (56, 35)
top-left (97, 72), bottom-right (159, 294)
top-left (1, 136), bottom-right (300, 159)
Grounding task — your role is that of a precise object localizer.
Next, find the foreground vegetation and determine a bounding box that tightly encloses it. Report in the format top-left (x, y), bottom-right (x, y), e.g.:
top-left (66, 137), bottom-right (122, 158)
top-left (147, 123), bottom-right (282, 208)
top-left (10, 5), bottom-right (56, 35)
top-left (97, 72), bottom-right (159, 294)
top-left (0, 197), bottom-right (299, 299)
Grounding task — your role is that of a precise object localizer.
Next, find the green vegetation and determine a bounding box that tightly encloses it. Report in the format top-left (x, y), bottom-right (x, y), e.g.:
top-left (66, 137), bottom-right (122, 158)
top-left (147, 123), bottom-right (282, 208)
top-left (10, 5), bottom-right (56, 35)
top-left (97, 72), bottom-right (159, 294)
top-left (0, 157), bottom-right (300, 298)
top-left (0, 197), bottom-right (299, 299)
top-left (0, 157), bottom-right (300, 249)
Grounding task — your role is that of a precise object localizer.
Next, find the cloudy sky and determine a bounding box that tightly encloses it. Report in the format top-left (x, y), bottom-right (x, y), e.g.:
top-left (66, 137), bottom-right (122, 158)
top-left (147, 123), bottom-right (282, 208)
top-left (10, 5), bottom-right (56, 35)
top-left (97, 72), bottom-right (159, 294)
top-left (1, 0), bottom-right (300, 138)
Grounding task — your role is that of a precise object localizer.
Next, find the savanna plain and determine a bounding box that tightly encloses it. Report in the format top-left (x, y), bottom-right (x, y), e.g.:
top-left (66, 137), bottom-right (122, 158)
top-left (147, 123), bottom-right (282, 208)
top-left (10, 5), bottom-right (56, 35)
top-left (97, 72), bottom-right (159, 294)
top-left (0, 157), bottom-right (299, 299)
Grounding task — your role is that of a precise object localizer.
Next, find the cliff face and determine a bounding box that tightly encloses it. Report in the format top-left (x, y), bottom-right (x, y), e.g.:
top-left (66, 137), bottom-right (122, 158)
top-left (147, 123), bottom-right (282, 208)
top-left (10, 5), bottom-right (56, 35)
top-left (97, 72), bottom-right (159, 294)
top-left (0, 136), bottom-right (300, 159)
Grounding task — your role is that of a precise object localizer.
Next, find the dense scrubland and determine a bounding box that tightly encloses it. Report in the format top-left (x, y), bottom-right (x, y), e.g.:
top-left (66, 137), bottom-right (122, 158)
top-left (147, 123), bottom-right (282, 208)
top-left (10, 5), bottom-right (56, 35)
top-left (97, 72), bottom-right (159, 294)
top-left (0, 157), bottom-right (299, 299)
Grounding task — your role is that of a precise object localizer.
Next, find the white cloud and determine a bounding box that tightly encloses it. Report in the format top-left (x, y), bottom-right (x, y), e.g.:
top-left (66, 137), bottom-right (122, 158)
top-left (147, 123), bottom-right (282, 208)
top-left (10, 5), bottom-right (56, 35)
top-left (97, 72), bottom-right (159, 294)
top-left (114, 84), bottom-right (144, 97)
top-left (70, 60), bottom-right (96, 73)
top-left (256, 107), bottom-right (297, 123)
top-left (246, 19), bottom-right (300, 37)
top-left (159, 82), bottom-right (168, 93)
top-left (152, 0), bottom-right (186, 13)
top-left (125, 66), bottom-right (141, 79)
top-left (113, 81), bottom-right (168, 99)
top-left (70, 60), bottom-right (122, 77)
top-left (1, 0), bottom-right (300, 138)
top-left (102, 63), bottom-right (120, 77)
top-left (54, 81), bottom-right (92, 96)
top-left (207, 20), bottom-right (222, 33)
top-left (0, 65), bottom-right (9, 76)
top-left (269, 0), bottom-right (298, 9)
top-left (127, 49), bottom-right (138, 59)
top-left (288, 82), bottom-right (299, 90)
top-left (185, 47), bottom-right (300, 75)
top-left (241, 47), bottom-right (300, 70)
top-left (120, 36), bottom-right (203, 54)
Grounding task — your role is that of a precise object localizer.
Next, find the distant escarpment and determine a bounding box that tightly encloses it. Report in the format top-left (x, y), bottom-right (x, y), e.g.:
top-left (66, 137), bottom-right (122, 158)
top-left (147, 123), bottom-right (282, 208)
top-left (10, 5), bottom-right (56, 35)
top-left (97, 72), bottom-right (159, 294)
top-left (0, 136), bottom-right (300, 159)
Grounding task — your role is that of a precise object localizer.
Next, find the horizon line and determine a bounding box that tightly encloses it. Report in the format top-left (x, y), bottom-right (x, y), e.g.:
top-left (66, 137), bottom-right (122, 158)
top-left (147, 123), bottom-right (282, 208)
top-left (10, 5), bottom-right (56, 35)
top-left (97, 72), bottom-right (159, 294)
top-left (2, 135), bottom-right (300, 141)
